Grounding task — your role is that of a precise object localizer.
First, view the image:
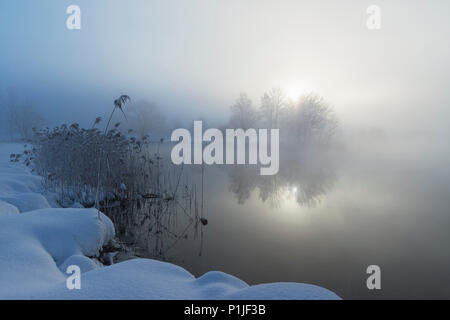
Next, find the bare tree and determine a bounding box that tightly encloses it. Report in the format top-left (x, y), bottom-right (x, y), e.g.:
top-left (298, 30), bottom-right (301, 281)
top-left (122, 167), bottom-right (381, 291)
top-left (125, 100), bottom-right (167, 139)
top-left (259, 87), bottom-right (285, 129)
top-left (283, 93), bottom-right (337, 144)
top-left (6, 90), bottom-right (17, 140)
top-left (229, 93), bottom-right (258, 130)
top-left (5, 90), bottom-right (46, 141)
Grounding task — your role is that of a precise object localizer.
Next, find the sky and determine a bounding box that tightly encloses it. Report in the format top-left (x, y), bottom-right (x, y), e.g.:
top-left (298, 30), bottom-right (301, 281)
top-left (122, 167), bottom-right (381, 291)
top-left (0, 0), bottom-right (449, 134)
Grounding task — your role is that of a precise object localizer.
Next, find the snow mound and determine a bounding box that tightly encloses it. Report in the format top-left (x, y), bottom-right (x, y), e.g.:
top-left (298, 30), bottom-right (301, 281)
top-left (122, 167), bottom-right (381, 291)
top-left (0, 193), bottom-right (50, 212)
top-left (0, 200), bottom-right (19, 216)
top-left (0, 208), bottom-right (115, 299)
top-left (0, 144), bottom-right (50, 213)
top-left (33, 259), bottom-right (340, 300)
top-left (0, 143), bottom-right (340, 300)
top-left (0, 207), bottom-right (339, 299)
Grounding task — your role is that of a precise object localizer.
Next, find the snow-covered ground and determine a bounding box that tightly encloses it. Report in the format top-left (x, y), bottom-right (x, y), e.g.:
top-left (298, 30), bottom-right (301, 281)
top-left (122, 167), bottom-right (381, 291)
top-left (0, 143), bottom-right (340, 300)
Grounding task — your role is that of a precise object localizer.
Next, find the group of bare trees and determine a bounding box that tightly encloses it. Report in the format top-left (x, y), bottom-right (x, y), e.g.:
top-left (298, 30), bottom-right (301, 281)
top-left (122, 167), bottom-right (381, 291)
top-left (226, 88), bottom-right (338, 207)
top-left (228, 88), bottom-right (337, 146)
top-left (0, 90), bottom-right (47, 141)
top-left (228, 93), bottom-right (259, 130)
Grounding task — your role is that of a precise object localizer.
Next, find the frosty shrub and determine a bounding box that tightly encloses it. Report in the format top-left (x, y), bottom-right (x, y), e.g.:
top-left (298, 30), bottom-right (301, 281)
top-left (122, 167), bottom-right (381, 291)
top-left (27, 123), bottom-right (157, 207)
top-left (19, 96), bottom-right (203, 259)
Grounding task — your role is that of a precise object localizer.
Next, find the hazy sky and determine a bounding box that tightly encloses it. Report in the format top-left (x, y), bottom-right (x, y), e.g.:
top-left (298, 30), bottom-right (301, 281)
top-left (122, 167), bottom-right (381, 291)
top-left (1, 0), bottom-right (449, 132)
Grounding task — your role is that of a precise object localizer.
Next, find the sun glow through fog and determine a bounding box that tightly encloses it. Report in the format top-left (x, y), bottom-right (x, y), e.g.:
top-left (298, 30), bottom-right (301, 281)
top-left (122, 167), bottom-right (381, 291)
top-left (286, 84), bottom-right (310, 101)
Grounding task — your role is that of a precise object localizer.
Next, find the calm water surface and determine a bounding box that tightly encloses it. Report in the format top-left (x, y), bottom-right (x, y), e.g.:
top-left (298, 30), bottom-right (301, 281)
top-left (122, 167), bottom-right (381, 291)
top-left (151, 136), bottom-right (450, 299)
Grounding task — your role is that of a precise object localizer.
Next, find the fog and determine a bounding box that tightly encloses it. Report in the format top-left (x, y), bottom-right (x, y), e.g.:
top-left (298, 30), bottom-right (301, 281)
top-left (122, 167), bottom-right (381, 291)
top-left (1, 0), bottom-right (449, 136)
top-left (1, 0), bottom-right (450, 299)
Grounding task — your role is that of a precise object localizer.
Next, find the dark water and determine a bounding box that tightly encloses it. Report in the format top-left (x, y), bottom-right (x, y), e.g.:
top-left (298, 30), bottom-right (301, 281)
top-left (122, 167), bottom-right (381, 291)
top-left (155, 135), bottom-right (450, 299)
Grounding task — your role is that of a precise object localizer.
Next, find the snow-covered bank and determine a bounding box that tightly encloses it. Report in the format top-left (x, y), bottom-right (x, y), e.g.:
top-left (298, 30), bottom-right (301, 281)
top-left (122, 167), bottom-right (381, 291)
top-left (0, 144), bottom-right (51, 215)
top-left (0, 143), bottom-right (340, 300)
top-left (0, 208), bottom-right (114, 299)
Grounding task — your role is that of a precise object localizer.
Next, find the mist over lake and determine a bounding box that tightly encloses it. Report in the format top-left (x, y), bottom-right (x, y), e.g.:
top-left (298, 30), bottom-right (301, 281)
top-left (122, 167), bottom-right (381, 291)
top-left (1, 0), bottom-right (449, 301)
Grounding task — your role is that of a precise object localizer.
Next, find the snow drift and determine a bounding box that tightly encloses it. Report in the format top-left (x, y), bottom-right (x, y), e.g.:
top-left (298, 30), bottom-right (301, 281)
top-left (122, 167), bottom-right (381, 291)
top-left (0, 143), bottom-right (340, 300)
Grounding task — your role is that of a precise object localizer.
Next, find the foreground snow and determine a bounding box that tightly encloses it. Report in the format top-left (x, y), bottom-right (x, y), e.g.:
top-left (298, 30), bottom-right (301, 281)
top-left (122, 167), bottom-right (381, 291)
top-left (0, 144), bottom-right (51, 216)
top-left (0, 143), bottom-right (340, 300)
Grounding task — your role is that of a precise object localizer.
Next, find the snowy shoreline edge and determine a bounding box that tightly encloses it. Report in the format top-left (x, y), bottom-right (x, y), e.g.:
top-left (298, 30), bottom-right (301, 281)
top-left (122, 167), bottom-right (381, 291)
top-left (0, 143), bottom-right (341, 300)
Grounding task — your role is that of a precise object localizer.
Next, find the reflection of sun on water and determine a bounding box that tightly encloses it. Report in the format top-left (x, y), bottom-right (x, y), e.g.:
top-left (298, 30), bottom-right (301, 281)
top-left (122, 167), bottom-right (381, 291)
top-left (276, 185), bottom-right (328, 217)
top-left (276, 185), bottom-right (303, 213)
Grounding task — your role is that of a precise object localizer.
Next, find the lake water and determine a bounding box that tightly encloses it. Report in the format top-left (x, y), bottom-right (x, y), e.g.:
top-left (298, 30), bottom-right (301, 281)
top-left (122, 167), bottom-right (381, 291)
top-left (149, 135), bottom-right (450, 299)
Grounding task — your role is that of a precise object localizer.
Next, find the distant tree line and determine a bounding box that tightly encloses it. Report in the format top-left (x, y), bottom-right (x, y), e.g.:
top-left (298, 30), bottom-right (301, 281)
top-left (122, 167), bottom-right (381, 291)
top-left (0, 89), bottom-right (47, 141)
top-left (227, 88), bottom-right (337, 145)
